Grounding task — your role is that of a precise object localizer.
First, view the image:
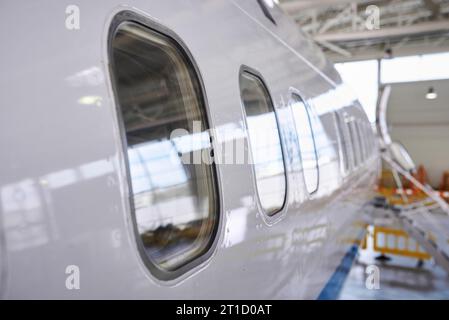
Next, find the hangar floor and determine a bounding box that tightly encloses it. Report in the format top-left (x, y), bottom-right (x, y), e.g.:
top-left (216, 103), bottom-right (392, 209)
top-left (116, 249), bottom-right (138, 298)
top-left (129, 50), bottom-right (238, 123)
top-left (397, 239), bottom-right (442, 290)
top-left (339, 232), bottom-right (449, 300)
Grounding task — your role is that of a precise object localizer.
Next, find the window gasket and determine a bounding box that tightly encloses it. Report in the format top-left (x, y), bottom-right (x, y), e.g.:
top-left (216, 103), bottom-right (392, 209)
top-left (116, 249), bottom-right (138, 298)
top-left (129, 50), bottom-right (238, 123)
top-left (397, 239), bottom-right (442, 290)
top-left (107, 10), bottom-right (222, 282)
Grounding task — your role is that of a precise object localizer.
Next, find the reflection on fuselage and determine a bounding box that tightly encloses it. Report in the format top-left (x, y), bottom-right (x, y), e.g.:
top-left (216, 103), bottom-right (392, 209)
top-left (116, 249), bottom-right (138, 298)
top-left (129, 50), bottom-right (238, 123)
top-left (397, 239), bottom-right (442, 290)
top-left (129, 139), bottom-right (212, 266)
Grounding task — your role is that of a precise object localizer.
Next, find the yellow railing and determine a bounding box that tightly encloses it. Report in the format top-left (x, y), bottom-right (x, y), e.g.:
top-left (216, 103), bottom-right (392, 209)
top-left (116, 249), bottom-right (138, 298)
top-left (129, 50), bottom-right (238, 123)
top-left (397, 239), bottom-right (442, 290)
top-left (372, 226), bottom-right (431, 260)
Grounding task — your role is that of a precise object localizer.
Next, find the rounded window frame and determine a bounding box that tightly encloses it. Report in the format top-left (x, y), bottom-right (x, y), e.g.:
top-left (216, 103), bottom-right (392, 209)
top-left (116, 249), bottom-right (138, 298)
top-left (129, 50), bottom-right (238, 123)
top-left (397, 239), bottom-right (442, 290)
top-left (238, 65), bottom-right (288, 221)
top-left (107, 10), bottom-right (222, 282)
top-left (288, 88), bottom-right (320, 195)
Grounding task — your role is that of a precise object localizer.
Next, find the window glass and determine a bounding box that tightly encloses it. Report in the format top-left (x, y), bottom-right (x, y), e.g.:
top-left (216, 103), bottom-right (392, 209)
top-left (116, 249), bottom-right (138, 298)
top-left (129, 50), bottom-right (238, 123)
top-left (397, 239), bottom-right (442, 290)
top-left (110, 22), bottom-right (218, 273)
top-left (291, 94), bottom-right (319, 194)
top-left (240, 71), bottom-right (286, 215)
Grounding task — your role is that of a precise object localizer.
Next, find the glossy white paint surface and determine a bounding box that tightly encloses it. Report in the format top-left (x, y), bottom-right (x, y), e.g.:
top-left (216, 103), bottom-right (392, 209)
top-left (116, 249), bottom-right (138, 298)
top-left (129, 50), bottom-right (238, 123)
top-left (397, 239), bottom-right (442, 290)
top-left (0, 0), bottom-right (379, 299)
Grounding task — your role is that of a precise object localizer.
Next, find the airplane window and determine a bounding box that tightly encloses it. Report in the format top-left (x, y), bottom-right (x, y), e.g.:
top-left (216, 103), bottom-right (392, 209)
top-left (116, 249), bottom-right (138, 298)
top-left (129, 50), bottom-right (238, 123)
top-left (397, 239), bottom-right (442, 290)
top-left (365, 125), bottom-right (371, 158)
top-left (360, 122), bottom-right (369, 161)
top-left (347, 120), bottom-right (360, 168)
top-left (370, 126), bottom-right (374, 155)
top-left (240, 71), bottom-right (286, 216)
top-left (334, 112), bottom-right (350, 173)
top-left (369, 125), bottom-right (375, 157)
top-left (355, 121), bottom-right (366, 163)
top-left (256, 0), bottom-right (277, 25)
top-left (110, 22), bottom-right (219, 277)
top-left (291, 94), bottom-right (319, 194)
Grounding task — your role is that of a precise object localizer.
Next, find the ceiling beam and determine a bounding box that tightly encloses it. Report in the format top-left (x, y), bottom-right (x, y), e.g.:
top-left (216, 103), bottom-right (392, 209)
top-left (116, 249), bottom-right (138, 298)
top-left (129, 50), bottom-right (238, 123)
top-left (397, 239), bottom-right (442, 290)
top-left (326, 41), bottom-right (449, 62)
top-left (280, 0), bottom-right (388, 14)
top-left (313, 20), bottom-right (449, 42)
top-left (315, 40), bottom-right (353, 57)
top-left (280, 0), bottom-right (368, 13)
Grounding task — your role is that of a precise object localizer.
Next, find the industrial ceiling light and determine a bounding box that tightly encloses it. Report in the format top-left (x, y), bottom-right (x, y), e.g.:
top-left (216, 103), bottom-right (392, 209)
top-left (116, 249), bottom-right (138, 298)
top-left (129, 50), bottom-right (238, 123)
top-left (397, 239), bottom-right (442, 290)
top-left (384, 48), bottom-right (393, 59)
top-left (426, 87), bottom-right (437, 100)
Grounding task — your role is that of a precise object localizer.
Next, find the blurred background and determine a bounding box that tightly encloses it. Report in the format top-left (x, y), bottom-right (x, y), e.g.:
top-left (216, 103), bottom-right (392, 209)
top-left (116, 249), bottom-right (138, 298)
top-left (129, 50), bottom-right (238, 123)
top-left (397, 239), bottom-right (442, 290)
top-left (280, 0), bottom-right (449, 189)
top-left (279, 0), bottom-right (449, 299)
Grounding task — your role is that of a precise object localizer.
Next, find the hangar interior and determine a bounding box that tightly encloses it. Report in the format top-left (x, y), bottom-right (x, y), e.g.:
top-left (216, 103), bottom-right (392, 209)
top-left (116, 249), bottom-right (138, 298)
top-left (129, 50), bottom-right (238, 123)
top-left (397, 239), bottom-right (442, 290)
top-left (3, 0), bottom-right (449, 301)
top-left (280, 0), bottom-right (449, 299)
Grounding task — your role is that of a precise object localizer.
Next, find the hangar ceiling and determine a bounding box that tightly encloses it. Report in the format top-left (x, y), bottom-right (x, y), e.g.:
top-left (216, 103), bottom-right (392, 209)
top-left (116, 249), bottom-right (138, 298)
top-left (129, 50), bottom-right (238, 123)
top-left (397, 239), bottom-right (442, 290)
top-left (279, 0), bottom-right (449, 61)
